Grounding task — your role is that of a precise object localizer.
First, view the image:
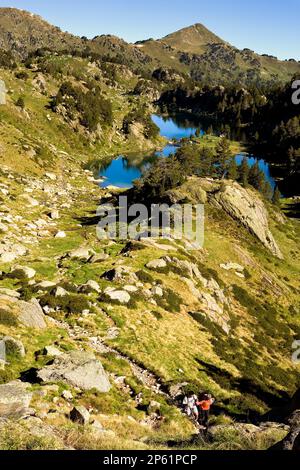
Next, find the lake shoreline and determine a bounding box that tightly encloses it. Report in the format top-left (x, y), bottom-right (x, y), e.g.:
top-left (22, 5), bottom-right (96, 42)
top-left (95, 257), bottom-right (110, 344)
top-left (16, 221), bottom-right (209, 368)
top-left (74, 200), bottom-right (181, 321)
top-left (97, 114), bottom-right (279, 193)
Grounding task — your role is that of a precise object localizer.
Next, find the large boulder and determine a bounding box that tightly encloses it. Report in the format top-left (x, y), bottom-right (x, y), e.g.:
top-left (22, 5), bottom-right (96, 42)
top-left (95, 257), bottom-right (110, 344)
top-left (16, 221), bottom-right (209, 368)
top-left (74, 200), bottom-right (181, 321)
top-left (146, 259), bottom-right (167, 270)
top-left (68, 247), bottom-right (93, 261)
top-left (0, 381), bottom-right (32, 418)
top-left (210, 181), bottom-right (283, 259)
top-left (102, 288), bottom-right (131, 305)
top-left (0, 296), bottom-right (47, 329)
top-left (37, 351), bottom-right (111, 393)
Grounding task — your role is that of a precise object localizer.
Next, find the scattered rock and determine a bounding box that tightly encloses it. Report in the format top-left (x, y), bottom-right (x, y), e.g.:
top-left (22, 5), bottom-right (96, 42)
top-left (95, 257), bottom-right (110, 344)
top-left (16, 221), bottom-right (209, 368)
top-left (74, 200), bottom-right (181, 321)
top-left (54, 287), bottom-right (68, 297)
top-left (55, 231), bottom-right (66, 239)
top-left (69, 247), bottom-right (93, 261)
top-left (146, 259), bottom-right (167, 270)
top-left (0, 288), bottom-right (20, 298)
top-left (1, 252), bottom-right (18, 263)
top-left (22, 194), bottom-right (39, 207)
top-left (70, 406), bottom-right (90, 426)
top-left (80, 280), bottom-right (101, 294)
top-left (103, 288), bottom-right (131, 305)
top-left (220, 262), bottom-right (244, 272)
top-left (90, 419), bottom-right (105, 436)
top-left (32, 73), bottom-right (47, 93)
top-left (62, 390), bottom-right (73, 401)
top-left (36, 281), bottom-right (57, 290)
top-left (151, 286), bottom-right (163, 297)
top-left (45, 172), bottom-right (57, 181)
top-left (43, 345), bottom-right (63, 357)
top-left (89, 253), bottom-right (109, 263)
top-left (48, 210), bottom-right (59, 220)
top-left (269, 427), bottom-right (300, 451)
top-left (11, 265), bottom-right (36, 279)
top-left (123, 285), bottom-right (139, 293)
top-left (0, 222), bottom-right (8, 233)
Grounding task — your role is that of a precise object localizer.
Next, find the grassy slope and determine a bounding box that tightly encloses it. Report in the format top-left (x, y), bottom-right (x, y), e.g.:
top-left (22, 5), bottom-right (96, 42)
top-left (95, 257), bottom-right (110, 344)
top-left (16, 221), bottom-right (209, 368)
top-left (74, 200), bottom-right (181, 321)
top-left (0, 60), bottom-right (299, 450)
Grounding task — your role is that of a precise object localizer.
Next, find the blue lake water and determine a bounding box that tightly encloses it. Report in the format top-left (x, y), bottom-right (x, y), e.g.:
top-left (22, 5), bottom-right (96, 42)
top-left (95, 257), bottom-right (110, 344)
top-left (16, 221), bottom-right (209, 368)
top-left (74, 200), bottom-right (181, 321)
top-left (99, 115), bottom-right (276, 190)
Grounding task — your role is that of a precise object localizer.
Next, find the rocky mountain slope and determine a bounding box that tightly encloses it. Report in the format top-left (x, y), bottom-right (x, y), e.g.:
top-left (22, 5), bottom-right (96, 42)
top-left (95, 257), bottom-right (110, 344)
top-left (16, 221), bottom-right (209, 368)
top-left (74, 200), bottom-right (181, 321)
top-left (0, 10), bottom-right (299, 451)
top-left (139, 24), bottom-right (300, 84)
top-left (0, 8), bottom-right (83, 57)
top-left (0, 139), bottom-right (299, 449)
top-left (0, 8), bottom-right (300, 85)
top-left (161, 23), bottom-right (227, 53)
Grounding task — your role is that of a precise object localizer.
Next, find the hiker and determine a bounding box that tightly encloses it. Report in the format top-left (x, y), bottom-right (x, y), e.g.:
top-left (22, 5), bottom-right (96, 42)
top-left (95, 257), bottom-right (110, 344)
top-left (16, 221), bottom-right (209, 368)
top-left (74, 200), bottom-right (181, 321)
top-left (197, 393), bottom-right (215, 428)
top-left (183, 393), bottom-right (199, 422)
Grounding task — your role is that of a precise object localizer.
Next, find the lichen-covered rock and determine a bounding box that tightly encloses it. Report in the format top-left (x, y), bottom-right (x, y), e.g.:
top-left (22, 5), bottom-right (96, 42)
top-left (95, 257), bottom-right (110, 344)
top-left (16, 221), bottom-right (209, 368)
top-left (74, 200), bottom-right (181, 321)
top-left (37, 351), bottom-right (111, 393)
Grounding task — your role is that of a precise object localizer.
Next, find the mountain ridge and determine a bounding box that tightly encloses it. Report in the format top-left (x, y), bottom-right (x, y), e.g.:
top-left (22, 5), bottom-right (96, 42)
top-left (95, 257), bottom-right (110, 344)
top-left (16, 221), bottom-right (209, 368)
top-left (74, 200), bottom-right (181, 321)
top-left (0, 8), bottom-right (299, 85)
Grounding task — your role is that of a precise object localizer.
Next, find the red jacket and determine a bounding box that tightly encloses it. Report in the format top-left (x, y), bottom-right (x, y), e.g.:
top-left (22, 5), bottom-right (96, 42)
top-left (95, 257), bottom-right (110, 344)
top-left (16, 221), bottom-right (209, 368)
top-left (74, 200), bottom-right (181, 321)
top-left (197, 399), bottom-right (214, 411)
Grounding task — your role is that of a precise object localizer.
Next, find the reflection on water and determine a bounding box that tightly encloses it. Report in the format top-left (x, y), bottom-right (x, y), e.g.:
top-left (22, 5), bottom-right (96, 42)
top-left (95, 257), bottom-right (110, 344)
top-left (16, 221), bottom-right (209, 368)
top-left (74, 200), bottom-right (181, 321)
top-left (99, 114), bottom-right (277, 190)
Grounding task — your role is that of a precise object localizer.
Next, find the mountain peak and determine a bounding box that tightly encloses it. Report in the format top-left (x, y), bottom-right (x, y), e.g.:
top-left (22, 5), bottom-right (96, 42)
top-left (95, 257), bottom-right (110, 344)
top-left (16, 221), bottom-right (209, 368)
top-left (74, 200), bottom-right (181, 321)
top-left (161, 22), bottom-right (226, 54)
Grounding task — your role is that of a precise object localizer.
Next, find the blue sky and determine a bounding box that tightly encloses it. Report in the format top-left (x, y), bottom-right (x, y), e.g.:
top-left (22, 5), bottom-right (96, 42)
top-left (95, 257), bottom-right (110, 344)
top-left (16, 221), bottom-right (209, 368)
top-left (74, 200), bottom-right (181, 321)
top-left (1, 0), bottom-right (299, 60)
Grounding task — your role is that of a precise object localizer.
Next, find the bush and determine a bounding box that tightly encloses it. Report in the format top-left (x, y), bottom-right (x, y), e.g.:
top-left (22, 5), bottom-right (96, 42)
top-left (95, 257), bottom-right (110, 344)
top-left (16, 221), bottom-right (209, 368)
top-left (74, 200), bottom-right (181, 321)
top-left (16, 97), bottom-right (25, 109)
top-left (39, 293), bottom-right (90, 314)
top-left (0, 49), bottom-right (17, 69)
top-left (154, 288), bottom-right (182, 313)
top-left (136, 270), bottom-right (154, 284)
top-left (15, 71), bottom-right (29, 80)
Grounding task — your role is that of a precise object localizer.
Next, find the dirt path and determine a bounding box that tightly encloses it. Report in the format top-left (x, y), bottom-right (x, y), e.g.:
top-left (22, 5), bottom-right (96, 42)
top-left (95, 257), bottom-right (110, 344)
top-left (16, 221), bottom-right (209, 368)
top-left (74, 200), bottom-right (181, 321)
top-left (51, 317), bottom-right (167, 396)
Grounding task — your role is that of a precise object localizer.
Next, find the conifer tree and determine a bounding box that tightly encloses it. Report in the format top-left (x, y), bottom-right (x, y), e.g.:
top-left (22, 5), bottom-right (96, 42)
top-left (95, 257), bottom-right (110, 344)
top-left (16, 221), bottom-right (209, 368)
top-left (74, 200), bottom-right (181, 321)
top-left (227, 157), bottom-right (238, 180)
top-left (272, 186), bottom-right (281, 206)
top-left (215, 137), bottom-right (232, 178)
top-left (248, 161), bottom-right (265, 191)
top-left (263, 181), bottom-right (273, 201)
top-left (198, 146), bottom-right (214, 176)
top-left (238, 157), bottom-right (249, 187)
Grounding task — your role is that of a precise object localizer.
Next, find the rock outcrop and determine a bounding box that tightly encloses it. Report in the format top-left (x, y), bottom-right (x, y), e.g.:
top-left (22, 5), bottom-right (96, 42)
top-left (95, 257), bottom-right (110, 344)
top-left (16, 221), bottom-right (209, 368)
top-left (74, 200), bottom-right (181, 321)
top-left (37, 351), bottom-right (111, 393)
top-left (210, 181), bottom-right (283, 259)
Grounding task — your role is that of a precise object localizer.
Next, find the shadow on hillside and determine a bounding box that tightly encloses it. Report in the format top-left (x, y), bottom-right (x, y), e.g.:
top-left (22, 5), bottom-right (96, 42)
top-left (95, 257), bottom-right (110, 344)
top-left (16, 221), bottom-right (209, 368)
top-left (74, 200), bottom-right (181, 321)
top-left (283, 201), bottom-right (300, 219)
top-left (76, 213), bottom-right (101, 227)
top-left (196, 358), bottom-right (291, 422)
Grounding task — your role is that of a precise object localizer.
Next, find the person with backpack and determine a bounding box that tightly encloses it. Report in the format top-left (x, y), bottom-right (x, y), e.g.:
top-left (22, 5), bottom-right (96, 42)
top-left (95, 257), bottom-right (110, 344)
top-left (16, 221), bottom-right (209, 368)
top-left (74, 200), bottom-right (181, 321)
top-left (197, 393), bottom-right (215, 428)
top-left (183, 393), bottom-right (199, 422)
